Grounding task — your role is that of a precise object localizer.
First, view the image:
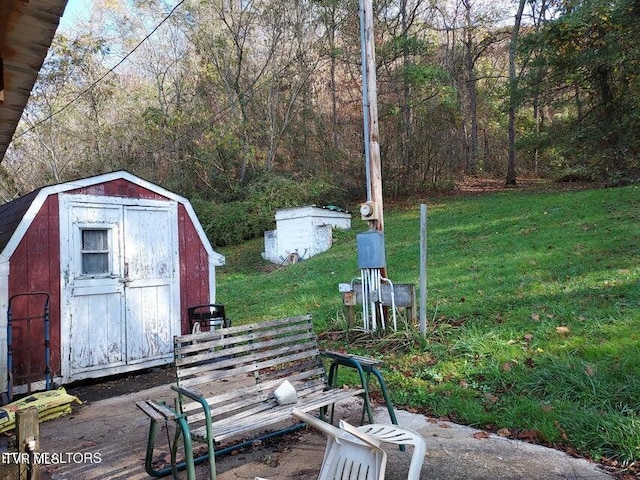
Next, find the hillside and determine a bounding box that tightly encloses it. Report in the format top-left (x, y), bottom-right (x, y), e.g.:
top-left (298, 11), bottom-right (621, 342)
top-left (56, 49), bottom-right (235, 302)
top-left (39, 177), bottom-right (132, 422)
top-left (216, 185), bottom-right (639, 467)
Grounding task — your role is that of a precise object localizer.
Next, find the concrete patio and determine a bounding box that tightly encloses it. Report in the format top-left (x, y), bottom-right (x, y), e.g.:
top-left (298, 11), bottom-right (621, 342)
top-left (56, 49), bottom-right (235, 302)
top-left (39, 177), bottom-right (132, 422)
top-left (33, 380), bottom-right (612, 480)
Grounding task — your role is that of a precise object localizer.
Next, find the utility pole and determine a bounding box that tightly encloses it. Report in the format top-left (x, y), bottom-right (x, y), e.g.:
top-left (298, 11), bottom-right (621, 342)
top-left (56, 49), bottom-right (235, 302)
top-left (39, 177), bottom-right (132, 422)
top-left (357, 0), bottom-right (391, 331)
top-left (359, 0), bottom-right (384, 233)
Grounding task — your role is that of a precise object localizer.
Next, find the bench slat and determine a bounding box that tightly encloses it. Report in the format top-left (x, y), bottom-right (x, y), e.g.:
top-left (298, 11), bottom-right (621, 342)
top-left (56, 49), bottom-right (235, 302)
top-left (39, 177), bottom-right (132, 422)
top-left (175, 331), bottom-right (317, 368)
top-left (182, 379), bottom-right (329, 424)
top-left (174, 315), bottom-right (313, 345)
top-left (191, 387), bottom-right (364, 442)
top-left (181, 369), bottom-right (327, 414)
top-left (178, 348), bottom-right (322, 388)
top-left (136, 400), bottom-right (178, 421)
top-left (176, 336), bottom-right (318, 377)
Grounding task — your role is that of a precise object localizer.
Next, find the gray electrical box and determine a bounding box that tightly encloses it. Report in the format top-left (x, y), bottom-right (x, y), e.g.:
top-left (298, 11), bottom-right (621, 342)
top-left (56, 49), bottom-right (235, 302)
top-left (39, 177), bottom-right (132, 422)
top-left (356, 231), bottom-right (386, 268)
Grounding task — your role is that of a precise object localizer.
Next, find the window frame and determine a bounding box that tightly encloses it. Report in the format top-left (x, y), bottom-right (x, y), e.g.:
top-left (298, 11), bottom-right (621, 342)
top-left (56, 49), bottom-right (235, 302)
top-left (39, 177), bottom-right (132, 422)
top-left (79, 227), bottom-right (112, 277)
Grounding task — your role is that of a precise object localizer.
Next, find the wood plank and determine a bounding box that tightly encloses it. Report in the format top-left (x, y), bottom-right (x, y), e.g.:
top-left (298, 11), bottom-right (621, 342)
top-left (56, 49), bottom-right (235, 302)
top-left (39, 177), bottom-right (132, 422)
top-left (151, 402), bottom-right (179, 420)
top-left (180, 369), bottom-right (327, 414)
top-left (174, 315), bottom-right (312, 344)
top-left (136, 401), bottom-right (165, 421)
top-left (175, 326), bottom-right (316, 361)
top-left (177, 342), bottom-right (319, 380)
top-left (191, 387), bottom-right (364, 442)
top-left (178, 348), bottom-right (322, 388)
top-left (176, 334), bottom-right (317, 370)
top-left (182, 378), bottom-right (329, 422)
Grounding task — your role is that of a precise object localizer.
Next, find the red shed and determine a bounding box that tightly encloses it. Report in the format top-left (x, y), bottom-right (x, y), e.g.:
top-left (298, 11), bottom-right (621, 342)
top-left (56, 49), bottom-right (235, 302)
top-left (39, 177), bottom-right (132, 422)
top-left (0, 171), bottom-right (224, 395)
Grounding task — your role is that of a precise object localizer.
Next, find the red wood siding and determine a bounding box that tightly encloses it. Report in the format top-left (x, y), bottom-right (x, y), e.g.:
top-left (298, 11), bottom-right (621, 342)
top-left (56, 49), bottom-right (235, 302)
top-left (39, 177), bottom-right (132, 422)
top-left (67, 178), bottom-right (168, 201)
top-left (9, 195), bottom-right (61, 385)
top-left (178, 203), bottom-right (210, 334)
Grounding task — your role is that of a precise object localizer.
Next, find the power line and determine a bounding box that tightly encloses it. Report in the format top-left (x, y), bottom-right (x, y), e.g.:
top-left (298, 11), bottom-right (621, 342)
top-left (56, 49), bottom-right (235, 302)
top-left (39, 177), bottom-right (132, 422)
top-left (14, 0), bottom-right (187, 140)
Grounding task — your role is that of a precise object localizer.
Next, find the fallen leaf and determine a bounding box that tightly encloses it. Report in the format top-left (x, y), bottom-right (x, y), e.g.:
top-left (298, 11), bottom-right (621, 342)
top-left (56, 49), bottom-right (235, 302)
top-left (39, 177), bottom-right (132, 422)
top-left (585, 365), bottom-right (596, 377)
top-left (556, 326), bottom-right (570, 335)
top-left (531, 313), bottom-right (540, 321)
top-left (484, 393), bottom-right (499, 404)
top-left (501, 362), bottom-right (512, 372)
top-left (524, 333), bottom-right (534, 343)
top-left (516, 430), bottom-right (538, 441)
top-left (473, 431), bottom-right (491, 439)
top-left (497, 428), bottom-right (511, 437)
top-left (554, 420), bottom-right (569, 441)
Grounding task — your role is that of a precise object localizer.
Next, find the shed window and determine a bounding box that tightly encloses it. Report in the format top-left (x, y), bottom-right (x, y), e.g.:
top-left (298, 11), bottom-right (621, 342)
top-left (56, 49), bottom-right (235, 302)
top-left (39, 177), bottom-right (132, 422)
top-left (81, 229), bottom-right (110, 275)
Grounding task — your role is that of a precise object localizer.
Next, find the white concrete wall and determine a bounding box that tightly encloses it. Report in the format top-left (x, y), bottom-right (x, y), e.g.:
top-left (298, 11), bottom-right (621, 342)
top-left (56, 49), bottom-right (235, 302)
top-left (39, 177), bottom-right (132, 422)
top-left (263, 206), bottom-right (351, 264)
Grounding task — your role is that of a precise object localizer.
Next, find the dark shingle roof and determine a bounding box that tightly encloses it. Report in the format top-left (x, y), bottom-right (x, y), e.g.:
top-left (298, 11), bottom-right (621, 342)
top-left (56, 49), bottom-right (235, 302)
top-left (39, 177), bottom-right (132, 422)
top-left (0, 188), bottom-right (42, 253)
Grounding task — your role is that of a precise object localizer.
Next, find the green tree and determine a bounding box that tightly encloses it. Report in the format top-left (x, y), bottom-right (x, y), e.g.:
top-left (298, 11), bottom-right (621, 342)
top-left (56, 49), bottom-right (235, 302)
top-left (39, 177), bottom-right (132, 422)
top-left (524, 0), bottom-right (640, 181)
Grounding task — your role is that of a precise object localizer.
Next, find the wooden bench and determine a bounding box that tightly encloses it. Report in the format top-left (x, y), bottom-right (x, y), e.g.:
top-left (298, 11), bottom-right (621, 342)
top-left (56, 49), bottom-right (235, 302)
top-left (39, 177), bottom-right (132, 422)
top-left (138, 314), bottom-right (366, 479)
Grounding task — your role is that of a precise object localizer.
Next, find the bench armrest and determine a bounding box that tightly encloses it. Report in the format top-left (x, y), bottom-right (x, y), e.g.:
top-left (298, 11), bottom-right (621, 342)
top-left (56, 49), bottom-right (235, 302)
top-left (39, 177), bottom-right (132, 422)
top-left (321, 350), bottom-right (383, 368)
top-left (171, 384), bottom-right (216, 443)
top-left (171, 384), bottom-right (205, 402)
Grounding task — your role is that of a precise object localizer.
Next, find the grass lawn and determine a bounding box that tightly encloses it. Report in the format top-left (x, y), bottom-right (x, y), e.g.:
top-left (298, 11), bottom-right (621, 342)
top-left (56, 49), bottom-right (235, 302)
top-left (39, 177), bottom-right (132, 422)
top-left (216, 184), bottom-right (640, 465)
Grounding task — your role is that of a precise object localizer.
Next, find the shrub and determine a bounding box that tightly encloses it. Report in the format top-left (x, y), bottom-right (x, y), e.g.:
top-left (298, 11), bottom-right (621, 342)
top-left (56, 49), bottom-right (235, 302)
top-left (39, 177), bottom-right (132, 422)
top-left (193, 174), bottom-right (351, 247)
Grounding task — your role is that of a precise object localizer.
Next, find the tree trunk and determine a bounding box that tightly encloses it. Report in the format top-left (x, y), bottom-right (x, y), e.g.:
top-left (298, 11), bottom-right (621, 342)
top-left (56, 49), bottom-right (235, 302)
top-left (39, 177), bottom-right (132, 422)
top-left (463, 0), bottom-right (478, 174)
top-left (507, 0), bottom-right (526, 186)
top-left (400, 0), bottom-right (414, 177)
top-left (329, 2), bottom-right (339, 149)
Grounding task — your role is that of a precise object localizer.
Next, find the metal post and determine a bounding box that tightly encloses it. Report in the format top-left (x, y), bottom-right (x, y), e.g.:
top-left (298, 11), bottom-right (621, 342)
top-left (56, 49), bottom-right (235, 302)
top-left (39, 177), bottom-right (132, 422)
top-left (419, 204), bottom-right (428, 337)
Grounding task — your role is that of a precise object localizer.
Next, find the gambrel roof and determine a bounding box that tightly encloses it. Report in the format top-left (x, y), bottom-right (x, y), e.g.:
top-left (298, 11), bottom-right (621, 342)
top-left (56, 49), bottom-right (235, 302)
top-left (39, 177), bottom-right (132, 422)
top-left (0, 171), bottom-right (225, 266)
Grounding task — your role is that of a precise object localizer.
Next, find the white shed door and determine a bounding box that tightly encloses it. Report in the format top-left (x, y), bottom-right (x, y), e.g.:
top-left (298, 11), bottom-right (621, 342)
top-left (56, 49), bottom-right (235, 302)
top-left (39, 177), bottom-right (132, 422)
top-left (61, 197), bottom-right (179, 378)
top-left (123, 206), bottom-right (175, 363)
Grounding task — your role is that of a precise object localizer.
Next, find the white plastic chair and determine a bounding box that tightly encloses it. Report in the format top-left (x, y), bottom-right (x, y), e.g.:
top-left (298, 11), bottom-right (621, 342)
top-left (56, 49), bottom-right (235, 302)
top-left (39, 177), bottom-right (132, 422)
top-left (342, 423), bottom-right (427, 480)
top-left (292, 408), bottom-right (387, 480)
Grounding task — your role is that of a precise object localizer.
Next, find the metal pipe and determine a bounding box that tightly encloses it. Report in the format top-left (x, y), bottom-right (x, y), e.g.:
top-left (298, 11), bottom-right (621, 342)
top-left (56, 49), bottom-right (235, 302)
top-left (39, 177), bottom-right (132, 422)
top-left (380, 276), bottom-right (397, 331)
top-left (369, 270), bottom-right (377, 331)
top-left (43, 295), bottom-right (51, 391)
top-left (360, 269), bottom-right (368, 331)
top-left (7, 301), bottom-right (13, 402)
top-left (420, 204), bottom-right (428, 337)
top-left (376, 270), bottom-right (385, 330)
